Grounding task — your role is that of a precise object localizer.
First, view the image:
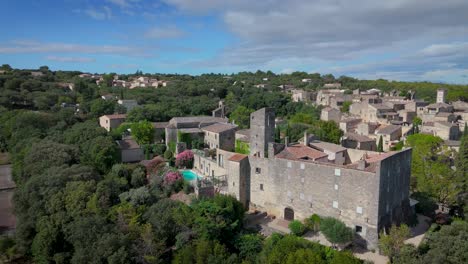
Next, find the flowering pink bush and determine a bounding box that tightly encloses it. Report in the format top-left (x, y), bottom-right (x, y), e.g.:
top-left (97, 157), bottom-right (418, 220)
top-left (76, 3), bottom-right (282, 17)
top-left (175, 150), bottom-right (194, 168)
top-left (164, 171), bottom-right (182, 185)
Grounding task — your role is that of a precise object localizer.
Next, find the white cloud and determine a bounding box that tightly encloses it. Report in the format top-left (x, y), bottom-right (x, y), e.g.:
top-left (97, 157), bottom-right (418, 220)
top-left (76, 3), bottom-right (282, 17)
top-left (162, 0), bottom-right (468, 83)
top-left (45, 56), bottom-right (96, 63)
top-left (144, 26), bottom-right (186, 39)
top-left (0, 40), bottom-right (148, 57)
top-left (84, 6), bottom-right (112, 20)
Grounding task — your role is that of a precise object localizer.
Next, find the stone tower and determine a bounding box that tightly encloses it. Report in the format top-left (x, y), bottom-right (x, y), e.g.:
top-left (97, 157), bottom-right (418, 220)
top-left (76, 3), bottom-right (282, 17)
top-left (249, 108), bottom-right (275, 158)
top-left (436, 88), bottom-right (447, 104)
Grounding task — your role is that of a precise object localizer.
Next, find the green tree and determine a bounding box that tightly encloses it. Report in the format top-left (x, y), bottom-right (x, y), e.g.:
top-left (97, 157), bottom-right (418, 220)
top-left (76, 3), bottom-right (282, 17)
top-left (319, 217), bottom-right (354, 246)
top-left (304, 214), bottom-right (321, 233)
top-left (229, 106), bottom-right (254, 129)
top-left (456, 127), bottom-right (468, 192)
top-left (131, 120), bottom-right (155, 145)
top-left (340, 101), bottom-right (352, 113)
top-left (379, 224), bottom-right (410, 261)
top-left (234, 234), bottom-right (263, 261)
top-left (377, 135), bottom-right (383, 152)
top-left (420, 220), bottom-right (468, 263)
top-left (406, 134), bottom-right (461, 204)
top-left (289, 220), bottom-right (306, 236)
top-left (412, 117), bottom-right (422, 134)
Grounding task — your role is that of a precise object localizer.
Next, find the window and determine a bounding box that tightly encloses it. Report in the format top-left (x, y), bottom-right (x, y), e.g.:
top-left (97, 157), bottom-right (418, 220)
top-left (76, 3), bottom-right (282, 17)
top-left (300, 163), bottom-right (305, 170)
top-left (334, 184), bottom-right (338, 190)
top-left (356, 206), bottom-right (363, 214)
top-left (287, 161), bottom-right (292, 168)
top-left (333, 201), bottom-right (339, 208)
top-left (287, 191), bottom-right (292, 197)
top-left (255, 168), bottom-right (261, 174)
top-left (355, 225), bottom-right (363, 233)
top-left (300, 193), bottom-right (304, 200)
top-left (233, 182), bottom-right (235, 186)
top-left (301, 177), bottom-right (305, 183)
top-left (334, 168), bottom-right (341, 176)
top-left (260, 184), bottom-right (264, 191)
top-left (287, 174), bottom-right (291, 180)
top-left (386, 204), bottom-right (389, 213)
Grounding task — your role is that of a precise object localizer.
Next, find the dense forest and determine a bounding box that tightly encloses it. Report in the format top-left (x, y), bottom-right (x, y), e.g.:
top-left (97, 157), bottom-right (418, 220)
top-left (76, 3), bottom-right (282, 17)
top-left (0, 64), bottom-right (467, 263)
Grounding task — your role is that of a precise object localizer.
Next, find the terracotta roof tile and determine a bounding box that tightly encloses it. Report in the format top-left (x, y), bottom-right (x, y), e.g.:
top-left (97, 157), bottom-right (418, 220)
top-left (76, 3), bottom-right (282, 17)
top-left (228, 154), bottom-right (248, 162)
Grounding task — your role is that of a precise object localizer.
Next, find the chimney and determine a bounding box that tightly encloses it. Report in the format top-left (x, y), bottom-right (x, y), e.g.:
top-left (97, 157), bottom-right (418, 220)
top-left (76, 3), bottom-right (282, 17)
top-left (285, 136), bottom-right (289, 146)
top-left (304, 131), bottom-right (309, 146)
top-left (357, 154), bottom-right (368, 170)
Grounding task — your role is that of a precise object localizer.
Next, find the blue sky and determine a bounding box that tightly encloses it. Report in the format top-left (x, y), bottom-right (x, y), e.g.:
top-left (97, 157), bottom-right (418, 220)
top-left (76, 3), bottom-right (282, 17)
top-left (1, 0), bottom-right (468, 84)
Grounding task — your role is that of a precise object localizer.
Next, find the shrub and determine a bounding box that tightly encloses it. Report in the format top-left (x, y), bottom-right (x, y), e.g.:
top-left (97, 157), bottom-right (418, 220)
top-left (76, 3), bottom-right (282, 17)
top-left (175, 150), bottom-right (194, 169)
top-left (145, 156), bottom-right (166, 177)
top-left (164, 171), bottom-right (182, 185)
top-left (305, 214), bottom-right (321, 233)
top-left (289, 220), bottom-right (306, 236)
top-left (320, 217), bottom-right (354, 245)
top-left (163, 149), bottom-right (173, 160)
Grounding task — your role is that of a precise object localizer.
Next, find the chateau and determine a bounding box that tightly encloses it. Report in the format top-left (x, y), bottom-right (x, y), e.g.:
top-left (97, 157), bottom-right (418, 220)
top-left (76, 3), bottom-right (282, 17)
top-left (192, 108), bottom-right (412, 249)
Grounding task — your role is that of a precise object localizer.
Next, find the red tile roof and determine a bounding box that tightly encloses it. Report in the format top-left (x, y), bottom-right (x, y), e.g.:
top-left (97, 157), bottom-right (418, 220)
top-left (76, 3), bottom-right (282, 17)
top-left (228, 154), bottom-right (248, 162)
top-left (276, 144), bottom-right (328, 161)
top-left (104, 114), bottom-right (127, 119)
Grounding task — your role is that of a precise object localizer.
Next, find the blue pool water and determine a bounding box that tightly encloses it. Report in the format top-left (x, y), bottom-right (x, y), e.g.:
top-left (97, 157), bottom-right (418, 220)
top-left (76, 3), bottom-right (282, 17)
top-left (182, 170), bottom-right (199, 181)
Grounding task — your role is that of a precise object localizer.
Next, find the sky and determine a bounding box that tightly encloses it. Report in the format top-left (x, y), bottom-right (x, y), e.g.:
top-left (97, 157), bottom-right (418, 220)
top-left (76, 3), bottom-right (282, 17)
top-left (1, 0), bottom-right (468, 84)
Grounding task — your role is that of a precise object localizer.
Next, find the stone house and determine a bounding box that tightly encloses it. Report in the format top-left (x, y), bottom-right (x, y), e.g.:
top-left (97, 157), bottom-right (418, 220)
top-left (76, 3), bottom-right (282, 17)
top-left (320, 107), bottom-right (342, 123)
top-left (375, 125), bottom-right (402, 151)
top-left (116, 138), bottom-right (144, 163)
top-left (291, 89), bottom-right (314, 103)
top-left (99, 114), bottom-right (127, 132)
top-left (421, 121), bottom-right (460, 140)
top-left (339, 118), bottom-right (362, 133)
top-left (201, 123), bottom-right (237, 151)
top-left (356, 122), bottom-right (380, 137)
top-left (341, 132), bottom-right (377, 151)
top-left (165, 116), bottom-right (229, 147)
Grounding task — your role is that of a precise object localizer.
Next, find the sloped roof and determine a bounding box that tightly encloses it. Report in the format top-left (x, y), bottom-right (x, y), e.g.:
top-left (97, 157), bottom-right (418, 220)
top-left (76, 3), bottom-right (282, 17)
top-left (376, 125), bottom-right (401, 135)
top-left (344, 132), bottom-right (375, 142)
top-left (116, 139), bottom-right (140, 150)
top-left (202, 123), bottom-right (237, 133)
top-left (309, 140), bottom-right (347, 153)
top-left (228, 154), bottom-right (248, 162)
top-left (276, 144), bottom-right (328, 161)
top-left (103, 114), bottom-right (127, 119)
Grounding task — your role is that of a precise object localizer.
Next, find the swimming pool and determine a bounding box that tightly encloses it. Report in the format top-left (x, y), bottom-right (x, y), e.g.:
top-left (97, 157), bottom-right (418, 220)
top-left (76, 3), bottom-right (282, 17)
top-left (182, 170), bottom-right (201, 181)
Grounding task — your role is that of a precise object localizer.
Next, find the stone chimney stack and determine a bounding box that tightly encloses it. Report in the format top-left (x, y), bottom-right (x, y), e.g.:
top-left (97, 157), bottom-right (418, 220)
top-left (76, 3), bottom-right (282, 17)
top-left (285, 136), bottom-right (289, 147)
top-left (304, 131), bottom-right (309, 146)
top-left (357, 154), bottom-right (368, 170)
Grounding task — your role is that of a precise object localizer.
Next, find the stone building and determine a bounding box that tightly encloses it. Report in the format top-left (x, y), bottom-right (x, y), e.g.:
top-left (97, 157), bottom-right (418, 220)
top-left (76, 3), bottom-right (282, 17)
top-left (201, 123), bottom-right (237, 151)
top-left (192, 108), bottom-right (412, 250)
top-left (244, 109), bottom-right (412, 249)
top-left (165, 116), bottom-right (229, 147)
top-left (249, 108), bottom-right (275, 158)
top-left (421, 121), bottom-right (460, 140)
top-left (116, 138), bottom-right (144, 163)
top-left (99, 114), bottom-right (127, 131)
top-left (341, 132), bottom-right (377, 151)
top-left (320, 107), bottom-right (341, 123)
top-left (375, 125), bottom-right (402, 151)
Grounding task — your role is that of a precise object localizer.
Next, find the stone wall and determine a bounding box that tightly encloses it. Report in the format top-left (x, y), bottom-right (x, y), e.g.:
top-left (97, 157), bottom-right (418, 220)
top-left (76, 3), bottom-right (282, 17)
top-left (249, 108), bottom-right (275, 158)
top-left (249, 155), bottom-right (381, 248)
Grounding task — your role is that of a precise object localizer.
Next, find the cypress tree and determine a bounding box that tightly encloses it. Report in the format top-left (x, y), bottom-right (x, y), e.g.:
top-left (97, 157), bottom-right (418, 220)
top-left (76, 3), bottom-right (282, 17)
top-left (378, 135), bottom-right (384, 152)
top-left (456, 124), bottom-right (468, 191)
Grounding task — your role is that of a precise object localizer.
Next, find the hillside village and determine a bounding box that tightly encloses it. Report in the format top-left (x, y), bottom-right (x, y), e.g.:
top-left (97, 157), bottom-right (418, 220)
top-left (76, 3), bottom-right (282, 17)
top-left (1, 65), bottom-right (468, 263)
